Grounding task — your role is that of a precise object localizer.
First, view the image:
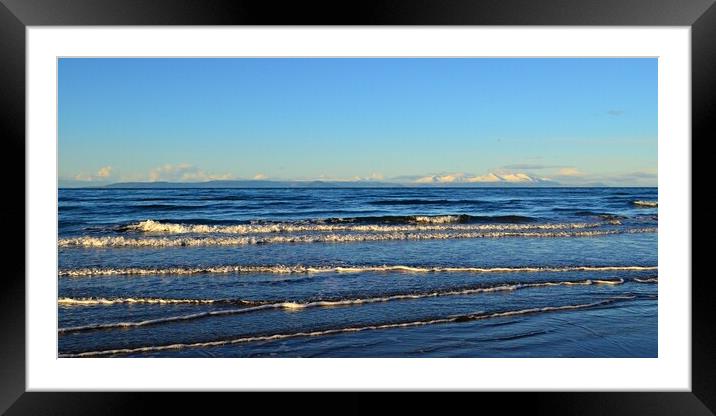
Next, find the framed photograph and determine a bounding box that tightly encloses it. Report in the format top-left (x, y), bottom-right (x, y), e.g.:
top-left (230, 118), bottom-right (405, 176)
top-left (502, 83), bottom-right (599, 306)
top-left (4, 0), bottom-right (710, 414)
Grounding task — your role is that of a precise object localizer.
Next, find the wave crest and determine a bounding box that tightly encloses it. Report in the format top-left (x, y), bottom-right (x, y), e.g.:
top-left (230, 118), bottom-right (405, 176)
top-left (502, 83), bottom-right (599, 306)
top-left (120, 217), bottom-right (572, 235)
top-left (58, 264), bottom-right (658, 277)
top-left (59, 228), bottom-right (657, 248)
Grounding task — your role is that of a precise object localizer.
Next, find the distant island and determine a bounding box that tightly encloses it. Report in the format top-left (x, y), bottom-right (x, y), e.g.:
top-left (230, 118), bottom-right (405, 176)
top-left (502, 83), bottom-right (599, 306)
top-left (58, 171), bottom-right (650, 189)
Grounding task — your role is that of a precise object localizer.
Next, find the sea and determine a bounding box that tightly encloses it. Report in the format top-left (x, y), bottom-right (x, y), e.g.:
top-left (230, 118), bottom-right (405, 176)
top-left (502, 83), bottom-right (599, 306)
top-left (57, 187), bottom-right (658, 357)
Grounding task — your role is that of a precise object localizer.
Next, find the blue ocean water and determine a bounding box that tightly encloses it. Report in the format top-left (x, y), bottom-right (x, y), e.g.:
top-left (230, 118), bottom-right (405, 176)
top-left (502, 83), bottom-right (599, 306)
top-left (57, 187), bottom-right (658, 357)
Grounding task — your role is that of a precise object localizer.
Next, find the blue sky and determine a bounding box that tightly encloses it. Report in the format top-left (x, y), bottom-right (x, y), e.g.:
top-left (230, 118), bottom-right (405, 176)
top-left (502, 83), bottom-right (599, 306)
top-left (58, 58), bottom-right (657, 186)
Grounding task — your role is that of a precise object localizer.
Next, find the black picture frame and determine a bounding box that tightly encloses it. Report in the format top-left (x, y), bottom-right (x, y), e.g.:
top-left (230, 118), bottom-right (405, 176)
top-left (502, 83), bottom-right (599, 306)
top-left (2, 0), bottom-right (709, 414)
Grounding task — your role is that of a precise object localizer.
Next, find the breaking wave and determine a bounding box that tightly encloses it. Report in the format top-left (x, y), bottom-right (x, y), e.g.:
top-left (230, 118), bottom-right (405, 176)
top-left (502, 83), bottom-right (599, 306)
top-left (121, 219), bottom-right (615, 235)
top-left (59, 228), bottom-right (657, 248)
top-left (58, 264), bottom-right (658, 277)
top-left (633, 200), bottom-right (658, 207)
top-left (59, 295), bottom-right (636, 357)
top-left (319, 214), bottom-right (537, 224)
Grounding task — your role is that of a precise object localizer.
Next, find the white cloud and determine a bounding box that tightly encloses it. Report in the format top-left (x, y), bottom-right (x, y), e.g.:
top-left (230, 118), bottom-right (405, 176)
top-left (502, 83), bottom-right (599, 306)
top-left (556, 167), bottom-right (583, 177)
top-left (501, 164), bottom-right (557, 170)
top-left (73, 166), bottom-right (113, 182)
top-left (253, 173), bottom-right (269, 180)
top-left (147, 164), bottom-right (235, 182)
top-left (96, 166), bottom-right (112, 178)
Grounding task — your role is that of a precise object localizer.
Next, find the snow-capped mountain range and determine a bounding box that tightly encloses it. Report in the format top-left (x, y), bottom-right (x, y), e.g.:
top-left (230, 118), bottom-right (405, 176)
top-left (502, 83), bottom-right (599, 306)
top-left (414, 172), bottom-right (555, 184)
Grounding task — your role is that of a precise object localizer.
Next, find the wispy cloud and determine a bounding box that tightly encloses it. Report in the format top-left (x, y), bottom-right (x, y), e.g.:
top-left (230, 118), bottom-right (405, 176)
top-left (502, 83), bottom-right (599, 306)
top-left (545, 169), bottom-right (656, 186)
top-left (604, 171), bottom-right (657, 183)
top-left (147, 164), bottom-right (234, 182)
top-left (253, 173), bottom-right (269, 180)
top-left (556, 167), bottom-right (583, 177)
top-left (352, 172), bottom-right (384, 181)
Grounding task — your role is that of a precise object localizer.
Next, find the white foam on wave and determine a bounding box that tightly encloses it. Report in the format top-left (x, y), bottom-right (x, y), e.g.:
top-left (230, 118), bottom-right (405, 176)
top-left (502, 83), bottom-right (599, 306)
top-left (58, 264), bottom-right (658, 277)
top-left (57, 278), bottom-right (626, 332)
top-left (634, 277), bottom-right (659, 283)
top-left (633, 200), bottom-right (658, 207)
top-left (58, 228), bottom-right (657, 248)
top-left (592, 278), bottom-right (625, 285)
top-left (413, 215), bottom-right (465, 224)
top-left (124, 219), bottom-right (609, 234)
top-left (59, 295), bottom-right (636, 357)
